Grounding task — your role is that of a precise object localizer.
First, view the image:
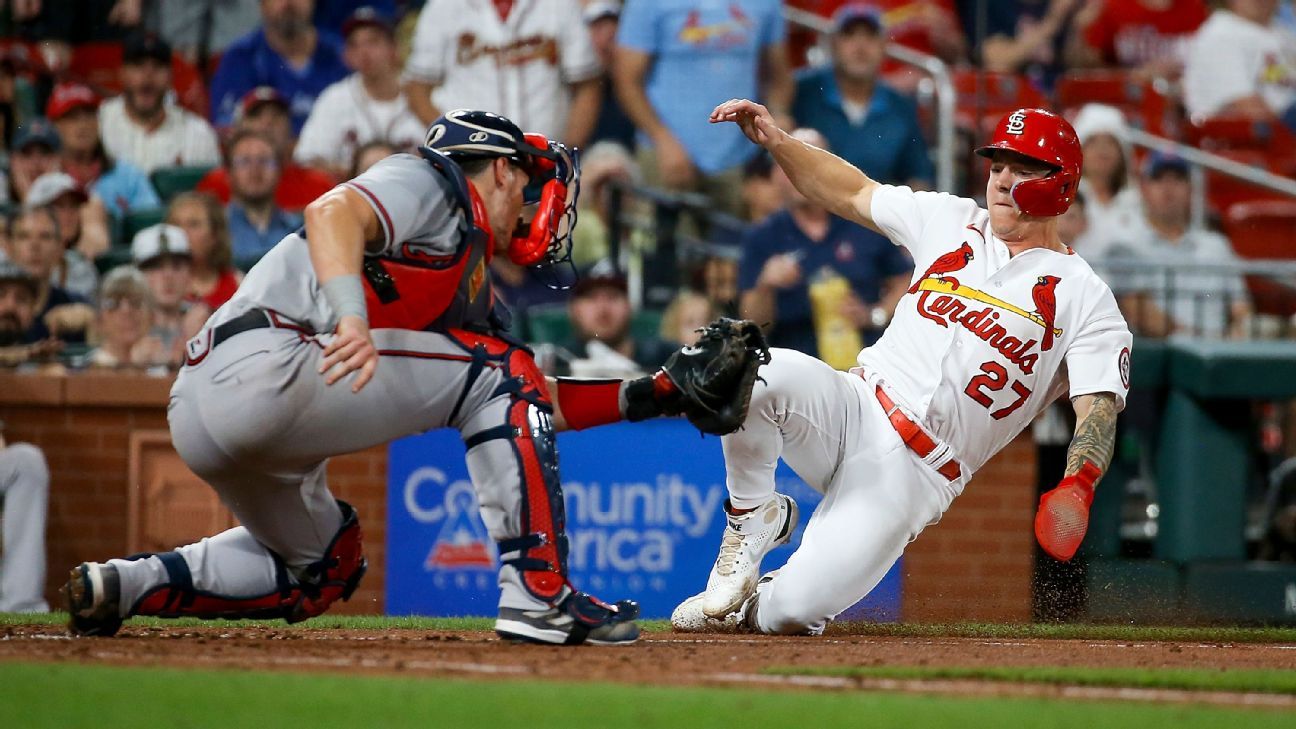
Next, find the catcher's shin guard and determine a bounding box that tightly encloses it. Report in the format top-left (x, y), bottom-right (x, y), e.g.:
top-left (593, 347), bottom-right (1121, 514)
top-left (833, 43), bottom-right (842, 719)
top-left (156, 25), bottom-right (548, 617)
top-left (129, 501), bottom-right (367, 623)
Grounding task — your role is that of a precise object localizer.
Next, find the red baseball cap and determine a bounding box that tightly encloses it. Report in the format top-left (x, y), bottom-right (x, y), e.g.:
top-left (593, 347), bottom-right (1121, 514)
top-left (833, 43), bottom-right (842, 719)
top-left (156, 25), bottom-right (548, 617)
top-left (46, 83), bottom-right (100, 121)
top-left (237, 86), bottom-right (290, 120)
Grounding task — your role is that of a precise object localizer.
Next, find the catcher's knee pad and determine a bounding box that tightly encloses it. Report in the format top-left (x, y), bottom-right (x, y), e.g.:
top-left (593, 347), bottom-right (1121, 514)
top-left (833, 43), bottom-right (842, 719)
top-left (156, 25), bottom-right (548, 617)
top-left (129, 501), bottom-right (367, 623)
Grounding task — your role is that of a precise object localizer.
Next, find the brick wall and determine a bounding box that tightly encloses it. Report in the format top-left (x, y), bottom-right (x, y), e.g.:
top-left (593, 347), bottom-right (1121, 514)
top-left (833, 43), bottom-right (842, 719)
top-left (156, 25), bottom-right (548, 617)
top-left (902, 435), bottom-right (1037, 623)
top-left (3, 373), bottom-right (1039, 622)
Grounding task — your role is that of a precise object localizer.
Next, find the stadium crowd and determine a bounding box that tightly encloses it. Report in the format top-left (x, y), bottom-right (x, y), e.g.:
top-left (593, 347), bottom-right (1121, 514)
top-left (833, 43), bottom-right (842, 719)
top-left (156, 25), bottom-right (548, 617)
top-left (0, 0), bottom-right (1289, 378)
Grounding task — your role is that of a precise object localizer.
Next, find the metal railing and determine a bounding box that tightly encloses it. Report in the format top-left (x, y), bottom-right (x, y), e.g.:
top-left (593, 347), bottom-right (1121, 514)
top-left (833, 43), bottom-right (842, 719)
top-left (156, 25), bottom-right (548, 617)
top-left (1123, 128), bottom-right (1296, 229)
top-left (783, 6), bottom-right (957, 192)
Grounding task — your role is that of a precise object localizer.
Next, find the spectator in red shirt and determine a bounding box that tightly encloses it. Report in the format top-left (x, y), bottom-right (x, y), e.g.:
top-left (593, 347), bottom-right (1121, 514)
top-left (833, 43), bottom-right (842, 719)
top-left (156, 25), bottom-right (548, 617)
top-left (1071, 0), bottom-right (1209, 79)
top-left (165, 191), bottom-right (243, 310)
top-left (196, 87), bottom-right (335, 211)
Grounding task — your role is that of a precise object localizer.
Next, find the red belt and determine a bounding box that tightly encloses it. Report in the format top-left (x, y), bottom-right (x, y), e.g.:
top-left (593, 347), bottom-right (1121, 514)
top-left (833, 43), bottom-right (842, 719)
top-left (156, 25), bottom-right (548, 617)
top-left (873, 385), bottom-right (962, 482)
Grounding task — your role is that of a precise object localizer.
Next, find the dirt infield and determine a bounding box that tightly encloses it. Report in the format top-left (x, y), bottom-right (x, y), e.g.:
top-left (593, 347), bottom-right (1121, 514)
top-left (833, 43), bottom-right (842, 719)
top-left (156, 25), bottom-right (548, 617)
top-left (4, 623), bottom-right (1295, 708)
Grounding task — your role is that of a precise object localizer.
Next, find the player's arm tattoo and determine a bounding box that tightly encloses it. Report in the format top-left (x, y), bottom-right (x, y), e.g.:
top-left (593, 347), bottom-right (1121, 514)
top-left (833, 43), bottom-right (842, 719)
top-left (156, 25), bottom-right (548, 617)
top-left (1065, 392), bottom-right (1119, 477)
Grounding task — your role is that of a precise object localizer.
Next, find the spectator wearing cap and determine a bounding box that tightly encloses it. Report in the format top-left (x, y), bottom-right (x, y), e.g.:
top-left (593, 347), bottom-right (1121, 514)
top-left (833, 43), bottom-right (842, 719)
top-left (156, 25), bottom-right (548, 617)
top-left (737, 128), bottom-right (911, 357)
top-left (2, 207), bottom-right (92, 345)
top-left (131, 223), bottom-right (211, 367)
top-left (556, 260), bottom-right (675, 377)
top-left (0, 263), bottom-right (58, 366)
top-left (1107, 152), bottom-right (1252, 339)
top-left (166, 191), bottom-right (243, 310)
top-left (613, 0), bottom-right (793, 216)
top-left (6, 120), bottom-right (61, 205)
top-left (209, 0), bottom-right (350, 133)
top-left (312, 0), bottom-right (396, 36)
top-left (98, 34), bottom-right (222, 174)
top-left (1183, 0), bottom-right (1296, 129)
top-left (294, 7), bottom-right (424, 180)
top-left (196, 87), bottom-right (335, 210)
top-left (223, 129), bottom-right (304, 261)
top-left (87, 265), bottom-right (165, 368)
top-left (24, 173), bottom-right (102, 301)
top-left (584, 2), bottom-right (636, 151)
top-left (792, 4), bottom-right (934, 189)
top-left (404, 0), bottom-right (603, 147)
top-left (48, 82), bottom-right (161, 220)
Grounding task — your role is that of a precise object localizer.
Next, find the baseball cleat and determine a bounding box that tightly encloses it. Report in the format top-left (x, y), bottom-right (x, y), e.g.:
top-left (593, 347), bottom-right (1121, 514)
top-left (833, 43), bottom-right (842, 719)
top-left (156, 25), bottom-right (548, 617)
top-left (701, 493), bottom-right (797, 618)
top-left (495, 591), bottom-right (640, 646)
top-left (64, 562), bottom-right (123, 637)
top-left (670, 592), bottom-right (746, 633)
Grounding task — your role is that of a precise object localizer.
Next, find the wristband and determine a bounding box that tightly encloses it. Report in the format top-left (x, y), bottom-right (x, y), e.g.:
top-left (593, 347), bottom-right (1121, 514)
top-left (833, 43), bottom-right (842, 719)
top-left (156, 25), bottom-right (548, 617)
top-left (1059, 460), bottom-right (1102, 506)
top-left (321, 274), bottom-right (367, 321)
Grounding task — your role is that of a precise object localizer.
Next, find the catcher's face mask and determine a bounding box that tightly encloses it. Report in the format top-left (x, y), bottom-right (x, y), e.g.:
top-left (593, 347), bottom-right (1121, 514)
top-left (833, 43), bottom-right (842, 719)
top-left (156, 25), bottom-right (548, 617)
top-left (509, 133), bottom-right (580, 286)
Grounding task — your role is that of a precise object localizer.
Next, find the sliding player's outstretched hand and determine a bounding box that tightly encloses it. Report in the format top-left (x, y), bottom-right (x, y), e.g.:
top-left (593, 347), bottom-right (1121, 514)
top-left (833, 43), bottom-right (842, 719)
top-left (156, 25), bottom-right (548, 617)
top-left (709, 98), bottom-right (782, 148)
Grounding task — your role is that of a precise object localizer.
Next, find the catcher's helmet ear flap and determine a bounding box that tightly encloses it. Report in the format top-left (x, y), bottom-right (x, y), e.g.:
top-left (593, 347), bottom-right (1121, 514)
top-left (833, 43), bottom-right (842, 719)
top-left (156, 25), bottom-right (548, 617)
top-left (975, 108), bottom-right (1083, 217)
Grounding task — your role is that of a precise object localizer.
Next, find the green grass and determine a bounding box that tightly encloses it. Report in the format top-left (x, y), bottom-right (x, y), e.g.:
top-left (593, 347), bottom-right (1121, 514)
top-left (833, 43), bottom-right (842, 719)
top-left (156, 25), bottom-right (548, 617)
top-left (1, 662), bottom-right (1292, 729)
top-left (770, 665), bottom-right (1296, 695)
top-left (7, 613), bottom-right (1296, 642)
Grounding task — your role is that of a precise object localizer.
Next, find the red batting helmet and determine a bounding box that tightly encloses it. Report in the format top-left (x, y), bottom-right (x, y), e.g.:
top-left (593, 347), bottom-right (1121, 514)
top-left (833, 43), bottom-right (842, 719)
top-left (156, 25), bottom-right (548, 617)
top-left (975, 108), bottom-right (1082, 217)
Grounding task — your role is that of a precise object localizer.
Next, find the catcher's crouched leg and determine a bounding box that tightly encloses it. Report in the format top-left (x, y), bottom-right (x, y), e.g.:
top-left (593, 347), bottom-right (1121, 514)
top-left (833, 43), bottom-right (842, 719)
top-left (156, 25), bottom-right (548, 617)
top-left (462, 368), bottom-right (638, 645)
top-left (129, 501), bottom-right (366, 624)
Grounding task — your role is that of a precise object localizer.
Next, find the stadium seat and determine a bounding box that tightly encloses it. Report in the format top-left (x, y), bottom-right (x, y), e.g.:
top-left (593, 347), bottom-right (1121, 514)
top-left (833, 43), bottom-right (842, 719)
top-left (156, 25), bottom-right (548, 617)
top-left (151, 166), bottom-right (215, 203)
top-left (1222, 200), bottom-right (1296, 316)
top-left (1184, 116), bottom-right (1296, 159)
top-left (120, 207), bottom-right (167, 246)
top-left (951, 70), bottom-right (1049, 133)
top-left (1054, 70), bottom-right (1174, 136)
top-left (1204, 150), bottom-right (1291, 214)
top-left (94, 246), bottom-right (135, 276)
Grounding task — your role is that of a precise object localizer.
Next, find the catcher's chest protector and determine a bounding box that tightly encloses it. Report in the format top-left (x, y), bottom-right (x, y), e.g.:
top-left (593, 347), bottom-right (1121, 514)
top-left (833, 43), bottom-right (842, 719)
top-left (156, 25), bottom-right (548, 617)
top-left (362, 152), bottom-right (499, 332)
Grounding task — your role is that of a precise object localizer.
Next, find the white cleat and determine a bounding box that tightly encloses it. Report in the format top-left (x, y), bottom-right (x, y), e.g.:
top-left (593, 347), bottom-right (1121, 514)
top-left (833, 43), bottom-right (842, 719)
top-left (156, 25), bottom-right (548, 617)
top-left (670, 592), bottom-right (745, 633)
top-left (701, 493), bottom-right (797, 619)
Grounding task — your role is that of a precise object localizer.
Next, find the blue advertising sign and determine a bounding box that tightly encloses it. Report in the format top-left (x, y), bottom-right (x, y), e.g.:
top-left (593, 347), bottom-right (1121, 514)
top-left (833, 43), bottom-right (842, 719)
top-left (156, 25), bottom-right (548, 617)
top-left (386, 419), bottom-right (901, 620)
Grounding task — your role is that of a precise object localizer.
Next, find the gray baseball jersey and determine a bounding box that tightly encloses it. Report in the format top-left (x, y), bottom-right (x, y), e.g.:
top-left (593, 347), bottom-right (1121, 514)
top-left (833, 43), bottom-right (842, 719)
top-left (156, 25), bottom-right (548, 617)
top-left (114, 151), bottom-right (561, 623)
top-left (205, 152), bottom-right (464, 335)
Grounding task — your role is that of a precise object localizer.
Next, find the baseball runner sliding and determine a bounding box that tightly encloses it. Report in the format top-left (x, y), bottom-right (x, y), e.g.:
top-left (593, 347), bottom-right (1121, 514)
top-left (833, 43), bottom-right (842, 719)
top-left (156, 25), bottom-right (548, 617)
top-left (670, 101), bottom-right (1133, 635)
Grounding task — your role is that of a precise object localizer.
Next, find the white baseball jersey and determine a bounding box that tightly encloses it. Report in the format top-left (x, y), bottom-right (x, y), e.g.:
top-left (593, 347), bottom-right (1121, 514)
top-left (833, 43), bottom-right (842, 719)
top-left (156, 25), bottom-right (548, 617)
top-left (404, 0), bottom-right (601, 141)
top-left (1184, 9), bottom-right (1296, 120)
top-left (294, 75), bottom-right (426, 170)
top-left (859, 185), bottom-right (1132, 474)
top-left (98, 97), bottom-right (222, 174)
top-left (208, 153), bottom-right (461, 334)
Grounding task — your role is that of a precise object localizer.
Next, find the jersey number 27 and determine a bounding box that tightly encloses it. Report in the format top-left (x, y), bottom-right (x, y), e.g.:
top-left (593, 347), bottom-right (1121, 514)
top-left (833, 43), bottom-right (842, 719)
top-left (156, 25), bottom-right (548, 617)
top-left (964, 361), bottom-right (1032, 420)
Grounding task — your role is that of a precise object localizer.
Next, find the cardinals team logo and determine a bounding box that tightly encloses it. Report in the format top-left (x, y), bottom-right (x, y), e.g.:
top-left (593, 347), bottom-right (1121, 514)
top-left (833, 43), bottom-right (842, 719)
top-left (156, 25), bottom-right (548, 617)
top-left (911, 244), bottom-right (1065, 373)
top-left (1033, 275), bottom-right (1061, 351)
top-left (1006, 110), bottom-right (1027, 135)
top-left (909, 242), bottom-right (973, 294)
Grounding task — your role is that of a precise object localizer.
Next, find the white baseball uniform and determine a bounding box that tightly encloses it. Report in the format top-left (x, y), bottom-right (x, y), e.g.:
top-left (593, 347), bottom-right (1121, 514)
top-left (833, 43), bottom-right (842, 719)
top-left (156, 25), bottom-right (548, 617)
top-left (294, 75), bottom-right (426, 170)
top-left (404, 0), bottom-right (601, 141)
top-left (725, 185), bottom-right (1132, 634)
top-left (98, 97), bottom-right (222, 174)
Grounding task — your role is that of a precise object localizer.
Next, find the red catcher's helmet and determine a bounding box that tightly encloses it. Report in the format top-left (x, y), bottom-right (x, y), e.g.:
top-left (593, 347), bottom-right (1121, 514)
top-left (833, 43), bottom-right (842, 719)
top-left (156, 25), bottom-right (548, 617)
top-left (975, 108), bottom-right (1082, 217)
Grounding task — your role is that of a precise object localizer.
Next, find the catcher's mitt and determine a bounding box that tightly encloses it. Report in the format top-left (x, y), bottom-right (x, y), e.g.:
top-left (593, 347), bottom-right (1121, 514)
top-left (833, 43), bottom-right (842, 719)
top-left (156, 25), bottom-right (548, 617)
top-left (661, 318), bottom-right (771, 435)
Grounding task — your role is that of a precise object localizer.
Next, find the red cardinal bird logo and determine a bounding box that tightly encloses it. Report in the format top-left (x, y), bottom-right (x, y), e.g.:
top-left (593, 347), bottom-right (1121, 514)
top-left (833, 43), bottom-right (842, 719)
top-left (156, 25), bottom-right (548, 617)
top-left (909, 242), bottom-right (974, 294)
top-left (1033, 275), bottom-right (1061, 351)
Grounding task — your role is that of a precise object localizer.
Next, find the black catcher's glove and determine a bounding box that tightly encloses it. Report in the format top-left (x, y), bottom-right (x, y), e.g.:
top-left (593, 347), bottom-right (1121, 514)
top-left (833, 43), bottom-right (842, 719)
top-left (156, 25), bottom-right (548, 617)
top-left (625, 318), bottom-right (771, 435)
